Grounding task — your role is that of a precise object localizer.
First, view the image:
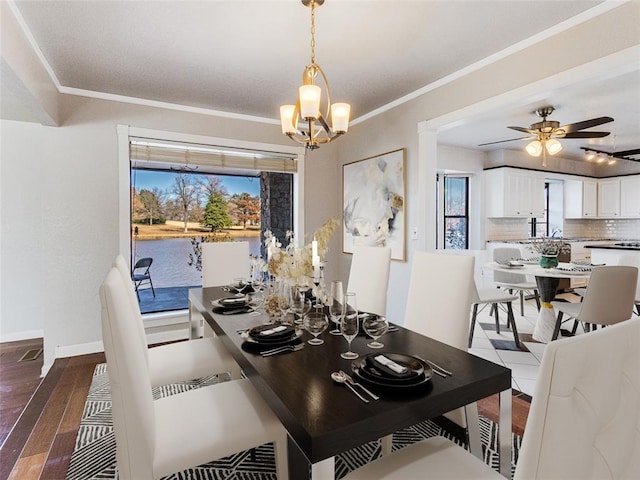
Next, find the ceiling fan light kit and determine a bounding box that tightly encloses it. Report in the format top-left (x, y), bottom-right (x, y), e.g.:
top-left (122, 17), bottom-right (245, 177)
top-left (479, 106), bottom-right (615, 167)
top-left (279, 0), bottom-right (351, 150)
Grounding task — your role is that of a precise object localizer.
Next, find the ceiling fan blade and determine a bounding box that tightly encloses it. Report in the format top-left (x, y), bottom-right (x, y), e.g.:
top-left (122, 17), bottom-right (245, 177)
top-left (613, 148), bottom-right (640, 157)
top-left (507, 126), bottom-right (538, 134)
top-left (478, 136), bottom-right (533, 147)
top-left (562, 131), bottom-right (611, 139)
top-left (560, 116), bottom-right (614, 133)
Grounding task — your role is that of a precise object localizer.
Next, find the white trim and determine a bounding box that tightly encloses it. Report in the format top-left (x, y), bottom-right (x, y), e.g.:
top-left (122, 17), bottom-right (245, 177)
top-left (56, 339), bottom-right (104, 359)
top-left (0, 329), bottom-right (44, 343)
top-left (142, 310), bottom-right (189, 328)
top-left (61, 86), bottom-right (280, 125)
top-left (425, 45), bottom-right (640, 132)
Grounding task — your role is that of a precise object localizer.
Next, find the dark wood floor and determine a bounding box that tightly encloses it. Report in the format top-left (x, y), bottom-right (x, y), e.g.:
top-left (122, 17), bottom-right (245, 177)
top-left (0, 339), bottom-right (530, 480)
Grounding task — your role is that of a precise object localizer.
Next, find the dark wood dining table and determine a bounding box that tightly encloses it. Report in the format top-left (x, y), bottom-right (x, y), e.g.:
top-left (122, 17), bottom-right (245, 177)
top-left (189, 286), bottom-right (513, 479)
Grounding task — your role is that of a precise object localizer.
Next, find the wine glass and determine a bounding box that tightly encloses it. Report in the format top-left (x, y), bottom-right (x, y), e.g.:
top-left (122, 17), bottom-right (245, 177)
top-left (290, 288), bottom-right (312, 325)
top-left (340, 292), bottom-right (359, 359)
top-left (362, 315), bottom-right (389, 349)
top-left (304, 308), bottom-right (328, 345)
top-left (278, 282), bottom-right (293, 324)
top-left (328, 280), bottom-right (345, 335)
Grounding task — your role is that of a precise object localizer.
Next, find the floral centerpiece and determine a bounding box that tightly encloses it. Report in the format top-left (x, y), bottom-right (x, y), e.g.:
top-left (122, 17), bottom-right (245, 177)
top-left (265, 218), bottom-right (339, 287)
top-left (257, 218), bottom-right (338, 322)
top-left (531, 236), bottom-right (570, 268)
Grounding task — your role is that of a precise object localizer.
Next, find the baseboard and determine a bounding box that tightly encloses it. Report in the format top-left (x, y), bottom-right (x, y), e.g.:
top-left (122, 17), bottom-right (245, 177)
top-left (0, 329), bottom-right (44, 343)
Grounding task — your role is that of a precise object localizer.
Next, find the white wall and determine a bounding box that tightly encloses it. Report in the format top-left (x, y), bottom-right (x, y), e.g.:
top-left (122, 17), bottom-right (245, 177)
top-left (0, 96), bottom-right (337, 372)
top-left (335, 1), bottom-right (639, 326)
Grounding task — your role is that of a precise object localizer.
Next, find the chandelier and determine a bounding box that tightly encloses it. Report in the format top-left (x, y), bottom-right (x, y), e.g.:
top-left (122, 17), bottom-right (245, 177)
top-left (279, 0), bottom-right (350, 150)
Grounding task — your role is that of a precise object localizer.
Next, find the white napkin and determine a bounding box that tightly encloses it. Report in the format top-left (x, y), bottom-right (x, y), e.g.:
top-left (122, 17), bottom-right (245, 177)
top-left (260, 325), bottom-right (288, 336)
top-left (374, 355), bottom-right (408, 374)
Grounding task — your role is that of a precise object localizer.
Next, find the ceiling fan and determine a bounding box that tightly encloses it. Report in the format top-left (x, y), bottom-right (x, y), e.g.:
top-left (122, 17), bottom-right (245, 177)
top-left (479, 106), bottom-right (614, 166)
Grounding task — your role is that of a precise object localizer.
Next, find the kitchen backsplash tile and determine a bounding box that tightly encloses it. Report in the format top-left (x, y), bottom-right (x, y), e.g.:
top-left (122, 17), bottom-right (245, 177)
top-left (486, 218), bottom-right (529, 240)
top-left (564, 219), bottom-right (640, 240)
top-left (487, 218), bottom-right (640, 241)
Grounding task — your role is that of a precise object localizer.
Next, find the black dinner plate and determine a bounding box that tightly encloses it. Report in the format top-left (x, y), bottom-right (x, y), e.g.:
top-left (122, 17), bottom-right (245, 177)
top-left (218, 296), bottom-right (250, 307)
top-left (246, 324), bottom-right (299, 344)
top-left (241, 327), bottom-right (303, 352)
top-left (353, 353), bottom-right (432, 388)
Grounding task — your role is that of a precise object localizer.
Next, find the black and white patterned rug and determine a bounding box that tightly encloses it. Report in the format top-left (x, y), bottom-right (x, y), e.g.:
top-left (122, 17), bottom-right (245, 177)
top-left (66, 364), bottom-right (521, 479)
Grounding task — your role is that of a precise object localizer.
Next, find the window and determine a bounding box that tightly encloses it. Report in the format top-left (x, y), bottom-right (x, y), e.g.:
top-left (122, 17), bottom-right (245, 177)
top-left (529, 182), bottom-right (549, 238)
top-left (128, 137), bottom-right (298, 314)
top-left (443, 176), bottom-right (469, 249)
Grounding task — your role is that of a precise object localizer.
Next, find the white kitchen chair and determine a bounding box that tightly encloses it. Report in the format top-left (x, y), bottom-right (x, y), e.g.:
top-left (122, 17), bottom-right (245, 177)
top-left (343, 317), bottom-right (640, 480)
top-left (402, 251), bottom-right (482, 456)
top-left (618, 254), bottom-right (640, 316)
top-left (551, 265), bottom-right (637, 340)
top-left (346, 245), bottom-right (391, 316)
top-left (469, 283), bottom-right (522, 350)
top-left (493, 247), bottom-right (540, 315)
top-left (202, 241), bottom-right (250, 287)
top-left (114, 255), bottom-right (241, 385)
top-left (100, 267), bottom-right (289, 480)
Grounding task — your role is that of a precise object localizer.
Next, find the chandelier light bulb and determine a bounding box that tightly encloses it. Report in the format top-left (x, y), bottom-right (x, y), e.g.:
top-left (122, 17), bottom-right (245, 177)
top-left (585, 150), bottom-right (596, 161)
top-left (331, 103), bottom-right (350, 133)
top-left (596, 154), bottom-right (606, 164)
top-left (280, 105), bottom-right (298, 134)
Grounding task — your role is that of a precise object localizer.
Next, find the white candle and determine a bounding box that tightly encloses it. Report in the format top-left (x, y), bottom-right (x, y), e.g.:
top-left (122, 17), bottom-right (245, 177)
top-left (312, 237), bottom-right (318, 260)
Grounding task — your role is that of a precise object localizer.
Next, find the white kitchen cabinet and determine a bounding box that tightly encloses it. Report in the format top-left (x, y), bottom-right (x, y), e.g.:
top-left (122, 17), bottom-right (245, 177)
top-left (620, 175), bottom-right (640, 218)
top-left (485, 168), bottom-right (545, 218)
top-left (564, 178), bottom-right (598, 218)
top-left (597, 178), bottom-right (621, 217)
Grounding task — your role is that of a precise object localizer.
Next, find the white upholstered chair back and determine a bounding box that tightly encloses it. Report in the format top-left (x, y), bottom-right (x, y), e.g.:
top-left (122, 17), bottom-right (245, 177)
top-left (404, 252), bottom-right (476, 427)
top-left (618, 254), bottom-right (640, 305)
top-left (113, 255), bottom-right (150, 363)
top-left (493, 247), bottom-right (528, 284)
top-left (100, 268), bottom-right (156, 479)
top-left (574, 266), bottom-right (637, 325)
top-left (515, 317), bottom-right (640, 479)
top-left (202, 241), bottom-right (250, 287)
top-left (346, 246), bottom-right (391, 316)
top-left (405, 251), bottom-right (475, 354)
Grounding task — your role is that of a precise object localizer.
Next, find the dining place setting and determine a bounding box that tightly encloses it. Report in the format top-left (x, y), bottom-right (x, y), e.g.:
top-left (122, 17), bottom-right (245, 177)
top-left (216, 276), bottom-right (452, 405)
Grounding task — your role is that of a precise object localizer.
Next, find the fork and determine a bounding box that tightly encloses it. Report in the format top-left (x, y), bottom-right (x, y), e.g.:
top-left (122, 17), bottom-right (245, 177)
top-left (261, 344), bottom-right (304, 357)
top-left (339, 370), bottom-right (380, 400)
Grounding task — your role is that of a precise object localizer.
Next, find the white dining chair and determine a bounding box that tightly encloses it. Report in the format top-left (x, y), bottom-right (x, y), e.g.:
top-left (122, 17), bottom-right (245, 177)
top-left (114, 255), bottom-right (241, 385)
top-left (346, 245), bottom-right (391, 316)
top-left (619, 254), bottom-right (640, 316)
top-left (202, 241), bottom-right (251, 287)
top-left (550, 265), bottom-right (637, 340)
top-left (100, 267), bottom-right (289, 480)
top-left (469, 283), bottom-right (522, 350)
top-left (493, 247), bottom-right (540, 315)
top-left (343, 317), bottom-right (640, 480)
top-left (402, 251), bottom-right (482, 456)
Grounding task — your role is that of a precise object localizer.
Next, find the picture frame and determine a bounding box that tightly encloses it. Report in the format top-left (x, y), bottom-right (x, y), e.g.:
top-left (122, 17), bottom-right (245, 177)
top-left (342, 148), bottom-right (406, 261)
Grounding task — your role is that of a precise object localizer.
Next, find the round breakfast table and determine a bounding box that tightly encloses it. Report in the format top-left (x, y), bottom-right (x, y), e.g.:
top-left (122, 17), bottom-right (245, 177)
top-left (485, 262), bottom-right (592, 343)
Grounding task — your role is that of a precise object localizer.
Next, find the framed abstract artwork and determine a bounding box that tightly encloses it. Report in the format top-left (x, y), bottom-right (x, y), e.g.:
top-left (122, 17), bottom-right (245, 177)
top-left (342, 148), bottom-right (406, 261)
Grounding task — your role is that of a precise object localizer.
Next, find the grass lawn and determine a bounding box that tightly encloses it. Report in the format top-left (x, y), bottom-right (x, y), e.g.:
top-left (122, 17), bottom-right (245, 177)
top-left (133, 221), bottom-right (261, 240)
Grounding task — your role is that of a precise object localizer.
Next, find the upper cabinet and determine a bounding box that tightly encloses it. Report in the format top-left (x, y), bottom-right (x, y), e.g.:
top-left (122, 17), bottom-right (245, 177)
top-left (564, 178), bottom-right (598, 218)
top-left (485, 168), bottom-right (545, 218)
top-left (620, 175), bottom-right (640, 218)
top-left (597, 178), bottom-right (621, 217)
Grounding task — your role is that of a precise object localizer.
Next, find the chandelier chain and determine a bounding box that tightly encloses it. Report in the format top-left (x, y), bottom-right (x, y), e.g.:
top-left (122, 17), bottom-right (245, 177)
top-left (310, 1), bottom-right (316, 65)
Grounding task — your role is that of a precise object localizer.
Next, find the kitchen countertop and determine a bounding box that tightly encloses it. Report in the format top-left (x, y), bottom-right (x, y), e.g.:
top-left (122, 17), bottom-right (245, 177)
top-left (584, 242), bottom-right (640, 251)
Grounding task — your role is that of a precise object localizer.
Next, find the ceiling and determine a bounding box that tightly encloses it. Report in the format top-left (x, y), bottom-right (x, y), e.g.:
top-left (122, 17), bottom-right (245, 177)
top-left (6, 0), bottom-right (640, 164)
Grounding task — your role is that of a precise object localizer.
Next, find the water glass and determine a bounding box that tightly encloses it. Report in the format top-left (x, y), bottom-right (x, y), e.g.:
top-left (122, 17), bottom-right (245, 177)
top-left (328, 280), bottom-right (345, 335)
top-left (340, 292), bottom-right (359, 359)
top-left (362, 315), bottom-right (389, 349)
top-left (304, 308), bottom-right (328, 345)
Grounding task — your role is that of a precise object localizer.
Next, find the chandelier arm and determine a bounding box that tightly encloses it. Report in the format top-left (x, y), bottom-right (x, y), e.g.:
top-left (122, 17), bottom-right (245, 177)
top-left (314, 64), bottom-right (332, 124)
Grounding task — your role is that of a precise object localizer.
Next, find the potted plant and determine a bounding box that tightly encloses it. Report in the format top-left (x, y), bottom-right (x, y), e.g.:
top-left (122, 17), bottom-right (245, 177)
top-left (531, 237), bottom-right (570, 268)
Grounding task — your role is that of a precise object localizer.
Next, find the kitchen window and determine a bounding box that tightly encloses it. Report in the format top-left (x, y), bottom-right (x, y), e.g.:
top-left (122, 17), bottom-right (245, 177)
top-left (442, 176), bottom-right (469, 249)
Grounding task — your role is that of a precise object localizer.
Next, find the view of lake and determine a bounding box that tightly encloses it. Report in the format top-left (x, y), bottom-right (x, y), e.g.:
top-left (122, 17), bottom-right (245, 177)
top-left (133, 237), bottom-right (261, 288)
